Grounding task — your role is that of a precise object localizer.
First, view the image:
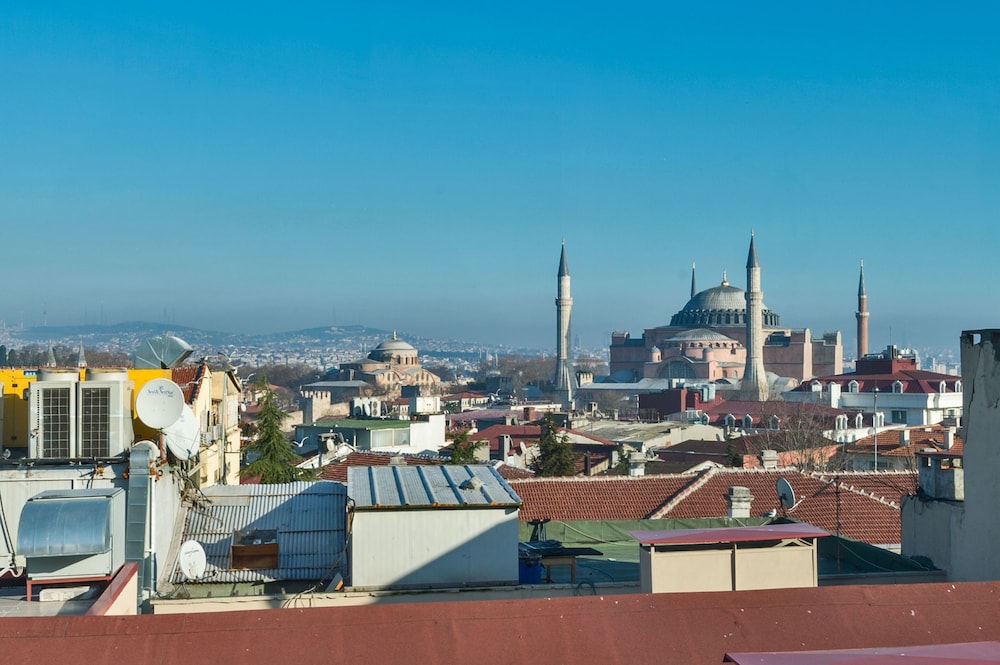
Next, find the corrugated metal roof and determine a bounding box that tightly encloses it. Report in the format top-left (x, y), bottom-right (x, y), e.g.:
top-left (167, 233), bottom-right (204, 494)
top-left (174, 481), bottom-right (347, 584)
top-left (349, 465), bottom-right (521, 510)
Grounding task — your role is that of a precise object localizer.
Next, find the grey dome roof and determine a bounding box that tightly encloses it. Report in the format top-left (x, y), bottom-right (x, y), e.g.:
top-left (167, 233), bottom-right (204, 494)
top-left (682, 284), bottom-right (751, 312)
top-left (374, 338), bottom-right (416, 352)
top-left (669, 279), bottom-right (779, 329)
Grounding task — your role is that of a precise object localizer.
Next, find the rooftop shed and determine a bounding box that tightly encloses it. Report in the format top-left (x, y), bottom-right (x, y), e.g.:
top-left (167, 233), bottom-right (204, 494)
top-left (348, 465), bottom-right (521, 590)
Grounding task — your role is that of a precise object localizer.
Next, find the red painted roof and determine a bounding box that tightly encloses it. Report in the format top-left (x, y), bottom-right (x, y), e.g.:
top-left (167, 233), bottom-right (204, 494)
top-left (630, 522), bottom-right (828, 545)
top-left (9, 582), bottom-right (1000, 664)
top-left (795, 367), bottom-right (961, 395)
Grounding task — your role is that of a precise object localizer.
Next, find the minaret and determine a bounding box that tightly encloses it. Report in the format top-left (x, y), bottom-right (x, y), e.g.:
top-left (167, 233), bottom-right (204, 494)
top-left (742, 232), bottom-right (768, 400)
top-left (856, 260), bottom-right (869, 359)
top-left (690, 262), bottom-right (697, 299)
top-left (554, 241), bottom-right (574, 408)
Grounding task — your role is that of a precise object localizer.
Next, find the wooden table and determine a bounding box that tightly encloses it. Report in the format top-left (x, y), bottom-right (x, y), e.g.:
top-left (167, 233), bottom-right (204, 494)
top-left (540, 547), bottom-right (602, 583)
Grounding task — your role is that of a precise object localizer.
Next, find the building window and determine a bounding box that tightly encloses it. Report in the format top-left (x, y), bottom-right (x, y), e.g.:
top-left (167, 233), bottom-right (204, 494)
top-left (80, 386), bottom-right (111, 457)
top-left (892, 380), bottom-right (904, 394)
top-left (939, 381), bottom-right (947, 393)
top-left (725, 414), bottom-right (736, 429)
top-left (891, 410), bottom-right (907, 425)
top-left (810, 381), bottom-right (822, 392)
top-left (848, 380), bottom-right (859, 393)
top-left (41, 387), bottom-right (72, 458)
top-left (768, 416), bottom-right (780, 430)
top-left (855, 414), bottom-right (864, 429)
top-left (955, 380), bottom-right (963, 393)
top-left (835, 415), bottom-right (848, 430)
top-left (742, 414), bottom-right (753, 429)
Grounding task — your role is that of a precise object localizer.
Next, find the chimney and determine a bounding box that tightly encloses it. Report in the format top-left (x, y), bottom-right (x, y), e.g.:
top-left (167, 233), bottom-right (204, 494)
top-left (523, 407), bottom-right (537, 422)
top-left (760, 449), bottom-right (778, 470)
top-left (726, 486), bottom-right (754, 518)
top-left (628, 452), bottom-right (646, 477)
top-left (899, 429), bottom-right (911, 446)
top-left (944, 427), bottom-right (956, 450)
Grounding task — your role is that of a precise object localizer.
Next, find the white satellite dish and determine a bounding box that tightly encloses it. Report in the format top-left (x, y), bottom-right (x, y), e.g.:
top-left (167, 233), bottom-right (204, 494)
top-left (163, 405), bottom-right (201, 461)
top-left (177, 540), bottom-right (207, 581)
top-left (776, 477), bottom-right (796, 511)
top-left (136, 378), bottom-right (185, 430)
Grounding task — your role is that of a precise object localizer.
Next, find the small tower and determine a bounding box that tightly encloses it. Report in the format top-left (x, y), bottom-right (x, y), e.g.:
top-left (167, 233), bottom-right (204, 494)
top-left (690, 262), bottom-right (697, 299)
top-left (742, 232), bottom-right (768, 400)
top-left (856, 260), bottom-right (869, 359)
top-left (554, 241), bottom-right (575, 408)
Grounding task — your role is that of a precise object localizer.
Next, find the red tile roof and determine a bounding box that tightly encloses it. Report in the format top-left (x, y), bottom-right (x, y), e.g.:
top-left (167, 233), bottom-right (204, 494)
top-left (317, 451), bottom-right (446, 482)
top-left (171, 364), bottom-right (206, 404)
top-left (795, 368), bottom-right (961, 395)
top-left (700, 399), bottom-right (853, 428)
top-left (511, 474), bottom-right (698, 521)
top-left (513, 466), bottom-right (912, 547)
top-left (470, 424), bottom-right (542, 455)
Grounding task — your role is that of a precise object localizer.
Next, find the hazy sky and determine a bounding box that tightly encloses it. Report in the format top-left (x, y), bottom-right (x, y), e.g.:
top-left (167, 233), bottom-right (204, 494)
top-left (2, 3), bottom-right (997, 355)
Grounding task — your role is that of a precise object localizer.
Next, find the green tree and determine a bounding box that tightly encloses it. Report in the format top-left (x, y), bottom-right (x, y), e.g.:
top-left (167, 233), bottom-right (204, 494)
top-left (241, 378), bottom-right (316, 484)
top-left (448, 430), bottom-right (485, 465)
top-left (531, 418), bottom-right (580, 477)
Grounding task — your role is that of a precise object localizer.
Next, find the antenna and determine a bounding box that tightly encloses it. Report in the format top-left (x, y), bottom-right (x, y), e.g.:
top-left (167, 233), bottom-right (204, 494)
top-left (177, 540), bottom-right (207, 581)
top-left (163, 404), bottom-right (201, 461)
top-left (135, 378), bottom-right (185, 430)
top-left (776, 477), bottom-right (796, 512)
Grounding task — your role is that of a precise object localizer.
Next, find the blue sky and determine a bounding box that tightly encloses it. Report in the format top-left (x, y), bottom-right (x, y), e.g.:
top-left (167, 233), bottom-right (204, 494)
top-left (1, 3), bottom-right (997, 356)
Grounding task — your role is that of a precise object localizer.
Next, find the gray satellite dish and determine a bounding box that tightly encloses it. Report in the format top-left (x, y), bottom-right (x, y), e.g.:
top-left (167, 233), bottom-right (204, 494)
top-left (776, 477), bottom-right (796, 510)
top-left (163, 405), bottom-right (201, 461)
top-left (134, 335), bottom-right (194, 369)
top-left (136, 379), bottom-right (185, 430)
top-left (177, 540), bottom-right (207, 581)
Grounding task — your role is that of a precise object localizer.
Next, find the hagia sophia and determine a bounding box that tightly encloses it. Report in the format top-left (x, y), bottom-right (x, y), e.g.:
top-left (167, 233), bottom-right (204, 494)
top-left (607, 236), bottom-right (844, 387)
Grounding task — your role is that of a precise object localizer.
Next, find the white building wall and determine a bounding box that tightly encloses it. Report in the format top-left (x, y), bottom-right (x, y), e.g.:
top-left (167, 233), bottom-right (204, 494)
top-left (350, 507), bottom-right (518, 589)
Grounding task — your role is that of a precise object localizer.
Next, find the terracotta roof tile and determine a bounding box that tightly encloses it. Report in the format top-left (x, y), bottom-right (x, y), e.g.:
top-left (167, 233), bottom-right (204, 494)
top-left (510, 474), bottom-right (698, 522)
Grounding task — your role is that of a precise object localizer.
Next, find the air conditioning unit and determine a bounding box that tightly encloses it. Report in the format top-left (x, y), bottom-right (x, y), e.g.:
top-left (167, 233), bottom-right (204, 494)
top-left (28, 369), bottom-right (133, 459)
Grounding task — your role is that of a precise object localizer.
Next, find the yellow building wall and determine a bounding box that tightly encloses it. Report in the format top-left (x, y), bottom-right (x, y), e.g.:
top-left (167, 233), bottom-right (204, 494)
top-left (0, 367), bottom-right (171, 449)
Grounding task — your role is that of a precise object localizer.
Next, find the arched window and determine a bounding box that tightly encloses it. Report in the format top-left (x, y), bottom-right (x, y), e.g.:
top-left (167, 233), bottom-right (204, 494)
top-left (855, 413), bottom-right (864, 429)
top-left (939, 381), bottom-right (947, 393)
top-left (742, 414), bottom-right (754, 429)
top-left (848, 380), bottom-right (859, 393)
top-left (768, 415), bottom-right (780, 430)
top-left (892, 380), bottom-right (904, 394)
top-left (956, 380), bottom-right (963, 393)
top-left (725, 414), bottom-right (736, 429)
top-left (810, 380), bottom-right (822, 393)
top-left (835, 415), bottom-right (848, 430)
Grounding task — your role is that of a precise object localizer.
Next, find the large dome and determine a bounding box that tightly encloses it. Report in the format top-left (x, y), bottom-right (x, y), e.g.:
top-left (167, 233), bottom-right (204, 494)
top-left (368, 333), bottom-right (418, 362)
top-left (669, 279), bottom-right (779, 328)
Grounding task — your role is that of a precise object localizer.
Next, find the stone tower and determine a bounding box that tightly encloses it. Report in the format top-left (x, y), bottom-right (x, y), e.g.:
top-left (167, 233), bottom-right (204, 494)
top-left (742, 232), bottom-right (768, 400)
top-left (856, 260), bottom-right (869, 359)
top-left (554, 241), bottom-right (574, 408)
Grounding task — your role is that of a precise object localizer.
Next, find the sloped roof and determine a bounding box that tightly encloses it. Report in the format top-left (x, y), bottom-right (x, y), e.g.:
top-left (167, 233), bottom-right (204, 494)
top-left (176, 481), bottom-right (347, 584)
top-left (795, 368), bottom-right (961, 395)
top-left (511, 474), bottom-right (696, 521)
top-left (348, 465), bottom-right (521, 509)
top-left (700, 400), bottom-right (853, 428)
top-left (171, 364), bottom-right (206, 404)
top-left (513, 467), bottom-right (911, 546)
top-left (317, 451), bottom-right (447, 483)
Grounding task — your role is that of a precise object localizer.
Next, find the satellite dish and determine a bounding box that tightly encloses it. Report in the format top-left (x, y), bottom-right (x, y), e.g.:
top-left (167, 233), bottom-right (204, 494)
top-left (134, 335), bottom-right (194, 369)
top-left (163, 405), bottom-right (201, 461)
top-left (776, 477), bottom-right (796, 511)
top-left (136, 379), bottom-right (185, 429)
top-left (177, 540), bottom-right (207, 580)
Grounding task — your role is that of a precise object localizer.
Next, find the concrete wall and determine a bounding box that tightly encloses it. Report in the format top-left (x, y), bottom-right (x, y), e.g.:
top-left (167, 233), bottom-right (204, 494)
top-left (901, 495), bottom-right (961, 574)
top-left (952, 331), bottom-right (1000, 581)
top-left (350, 507), bottom-right (519, 590)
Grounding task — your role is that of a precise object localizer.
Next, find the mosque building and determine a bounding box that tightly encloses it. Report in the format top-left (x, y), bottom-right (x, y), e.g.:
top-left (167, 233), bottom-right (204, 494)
top-left (609, 235), bottom-right (843, 387)
top-left (333, 332), bottom-right (441, 395)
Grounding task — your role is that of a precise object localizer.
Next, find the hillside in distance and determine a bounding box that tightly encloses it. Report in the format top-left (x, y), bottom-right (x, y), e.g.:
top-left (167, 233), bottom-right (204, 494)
top-left (0, 321), bottom-right (546, 369)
